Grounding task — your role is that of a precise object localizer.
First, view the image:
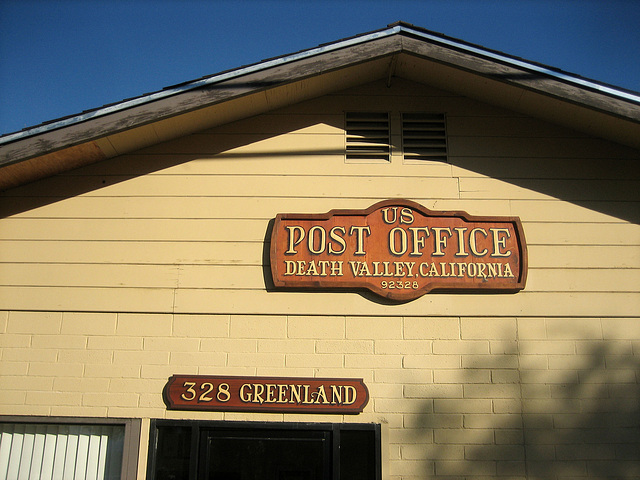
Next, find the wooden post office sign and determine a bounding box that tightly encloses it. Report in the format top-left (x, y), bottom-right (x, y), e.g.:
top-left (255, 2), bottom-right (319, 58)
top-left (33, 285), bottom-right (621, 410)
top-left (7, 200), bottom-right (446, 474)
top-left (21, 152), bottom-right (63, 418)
top-left (270, 199), bottom-right (527, 301)
top-left (164, 375), bottom-right (369, 414)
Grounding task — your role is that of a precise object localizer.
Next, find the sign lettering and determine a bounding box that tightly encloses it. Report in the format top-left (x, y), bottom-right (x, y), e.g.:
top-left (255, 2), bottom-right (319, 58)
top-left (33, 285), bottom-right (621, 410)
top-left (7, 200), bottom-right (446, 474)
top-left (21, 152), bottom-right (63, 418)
top-left (270, 199), bottom-right (527, 301)
top-left (164, 375), bottom-right (369, 414)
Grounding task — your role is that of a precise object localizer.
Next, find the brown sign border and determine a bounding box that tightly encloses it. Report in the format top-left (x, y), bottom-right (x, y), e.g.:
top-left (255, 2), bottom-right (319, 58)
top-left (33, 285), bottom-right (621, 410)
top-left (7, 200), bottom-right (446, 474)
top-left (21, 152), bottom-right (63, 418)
top-left (163, 375), bottom-right (370, 414)
top-left (270, 199), bottom-right (527, 301)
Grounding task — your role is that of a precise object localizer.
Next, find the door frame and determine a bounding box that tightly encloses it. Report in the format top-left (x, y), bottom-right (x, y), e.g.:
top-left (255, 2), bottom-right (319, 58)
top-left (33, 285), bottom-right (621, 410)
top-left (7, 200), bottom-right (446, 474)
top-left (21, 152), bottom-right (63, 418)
top-left (146, 419), bottom-right (381, 480)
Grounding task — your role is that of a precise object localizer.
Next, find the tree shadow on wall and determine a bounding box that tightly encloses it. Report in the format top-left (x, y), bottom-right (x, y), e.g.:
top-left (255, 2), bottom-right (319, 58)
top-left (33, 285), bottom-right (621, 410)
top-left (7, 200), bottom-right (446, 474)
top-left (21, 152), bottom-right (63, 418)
top-left (413, 341), bottom-right (640, 479)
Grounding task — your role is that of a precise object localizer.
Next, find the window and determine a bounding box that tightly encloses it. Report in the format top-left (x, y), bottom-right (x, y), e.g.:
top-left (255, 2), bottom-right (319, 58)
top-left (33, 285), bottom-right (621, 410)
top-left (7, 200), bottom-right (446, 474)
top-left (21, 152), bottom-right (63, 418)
top-left (0, 418), bottom-right (139, 480)
top-left (147, 420), bottom-right (381, 480)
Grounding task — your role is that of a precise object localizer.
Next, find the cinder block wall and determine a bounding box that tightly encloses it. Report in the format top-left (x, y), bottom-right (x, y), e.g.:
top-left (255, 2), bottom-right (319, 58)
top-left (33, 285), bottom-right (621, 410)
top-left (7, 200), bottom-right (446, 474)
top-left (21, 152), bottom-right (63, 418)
top-left (2, 312), bottom-right (638, 478)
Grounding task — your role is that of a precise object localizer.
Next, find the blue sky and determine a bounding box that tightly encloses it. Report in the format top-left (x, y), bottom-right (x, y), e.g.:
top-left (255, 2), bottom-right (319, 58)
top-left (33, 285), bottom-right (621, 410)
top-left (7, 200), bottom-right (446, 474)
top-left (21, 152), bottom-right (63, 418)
top-left (1, 0), bottom-right (639, 136)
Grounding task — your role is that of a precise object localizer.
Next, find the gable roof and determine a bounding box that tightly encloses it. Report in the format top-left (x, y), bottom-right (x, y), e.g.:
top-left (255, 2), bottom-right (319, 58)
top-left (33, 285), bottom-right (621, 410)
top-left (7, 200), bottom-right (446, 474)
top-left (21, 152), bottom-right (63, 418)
top-left (1, 21), bottom-right (639, 191)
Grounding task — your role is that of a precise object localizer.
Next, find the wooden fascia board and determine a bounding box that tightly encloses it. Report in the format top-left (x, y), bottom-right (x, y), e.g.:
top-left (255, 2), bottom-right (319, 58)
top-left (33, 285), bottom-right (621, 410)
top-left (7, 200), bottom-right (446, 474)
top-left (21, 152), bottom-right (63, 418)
top-left (2, 23), bottom-right (639, 190)
top-left (398, 34), bottom-right (640, 124)
top-left (0, 35), bottom-right (401, 171)
top-left (0, 142), bottom-right (107, 191)
top-left (3, 26), bottom-right (639, 164)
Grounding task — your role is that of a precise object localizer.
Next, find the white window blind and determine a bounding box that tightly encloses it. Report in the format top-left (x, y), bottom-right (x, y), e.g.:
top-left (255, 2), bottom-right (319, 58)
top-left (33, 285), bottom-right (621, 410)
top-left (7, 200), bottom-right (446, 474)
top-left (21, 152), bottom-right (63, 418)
top-left (0, 423), bottom-right (124, 480)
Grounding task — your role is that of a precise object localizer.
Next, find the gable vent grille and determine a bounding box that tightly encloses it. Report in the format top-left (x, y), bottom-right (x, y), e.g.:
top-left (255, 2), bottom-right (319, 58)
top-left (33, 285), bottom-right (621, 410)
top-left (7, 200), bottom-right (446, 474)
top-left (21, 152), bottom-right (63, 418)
top-left (402, 113), bottom-right (447, 162)
top-left (345, 112), bottom-right (390, 162)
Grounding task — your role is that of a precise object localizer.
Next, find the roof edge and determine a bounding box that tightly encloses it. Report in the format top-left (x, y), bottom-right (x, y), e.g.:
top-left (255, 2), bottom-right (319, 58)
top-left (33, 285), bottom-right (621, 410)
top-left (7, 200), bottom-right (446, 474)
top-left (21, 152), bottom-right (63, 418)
top-left (0, 25), bottom-right (402, 149)
top-left (2, 22), bottom-right (639, 150)
top-left (394, 22), bottom-right (640, 104)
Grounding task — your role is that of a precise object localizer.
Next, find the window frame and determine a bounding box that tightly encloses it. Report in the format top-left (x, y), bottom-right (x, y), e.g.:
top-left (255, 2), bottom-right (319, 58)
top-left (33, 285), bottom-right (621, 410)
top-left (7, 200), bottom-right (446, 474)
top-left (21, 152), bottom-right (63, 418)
top-left (0, 415), bottom-right (141, 480)
top-left (146, 419), bottom-right (381, 480)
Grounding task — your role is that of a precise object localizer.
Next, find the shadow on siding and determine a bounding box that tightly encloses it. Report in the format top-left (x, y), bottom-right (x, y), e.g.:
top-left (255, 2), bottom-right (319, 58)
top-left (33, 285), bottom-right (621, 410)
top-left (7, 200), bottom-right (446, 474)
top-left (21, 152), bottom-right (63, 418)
top-left (413, 340), bottom-right (640, 478)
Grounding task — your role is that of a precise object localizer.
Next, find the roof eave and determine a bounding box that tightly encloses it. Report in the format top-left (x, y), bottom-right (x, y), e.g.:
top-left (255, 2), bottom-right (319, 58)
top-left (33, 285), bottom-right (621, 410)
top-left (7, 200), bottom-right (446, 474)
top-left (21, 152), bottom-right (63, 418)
top-left (1, 23), bottom-right (639, 190)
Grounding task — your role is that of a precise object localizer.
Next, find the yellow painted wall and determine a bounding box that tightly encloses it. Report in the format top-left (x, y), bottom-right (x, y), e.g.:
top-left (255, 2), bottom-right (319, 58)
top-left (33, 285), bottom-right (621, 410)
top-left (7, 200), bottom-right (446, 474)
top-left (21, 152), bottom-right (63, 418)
top-left (0, 80), bottom-right (638, 317)
top-left (0, 79), bottom-right (639, 479)
top-left (1, 312), bottom-right (638, 478)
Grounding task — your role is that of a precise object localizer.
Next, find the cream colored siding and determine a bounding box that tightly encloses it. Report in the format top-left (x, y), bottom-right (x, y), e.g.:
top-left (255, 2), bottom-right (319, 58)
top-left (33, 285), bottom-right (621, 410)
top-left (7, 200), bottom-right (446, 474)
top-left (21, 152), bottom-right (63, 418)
top-left (1, 78), bottom-right (639, 479)
top-left (1, 81), bottom-right (638, 317)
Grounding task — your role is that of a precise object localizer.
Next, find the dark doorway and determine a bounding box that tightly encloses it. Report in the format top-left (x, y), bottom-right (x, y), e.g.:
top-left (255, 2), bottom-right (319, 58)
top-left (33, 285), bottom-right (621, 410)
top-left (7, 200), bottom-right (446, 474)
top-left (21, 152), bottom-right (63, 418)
top-left (147, 421), bottom-right (380, 480)
top-left (202, 428), bottom-right (329, 480)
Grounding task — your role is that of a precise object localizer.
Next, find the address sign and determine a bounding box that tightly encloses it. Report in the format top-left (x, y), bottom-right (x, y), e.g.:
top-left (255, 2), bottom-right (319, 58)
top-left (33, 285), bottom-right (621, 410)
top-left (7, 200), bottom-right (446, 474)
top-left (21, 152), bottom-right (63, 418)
top-left (164, 375), bottom-right (369, 414)
top-left (270, 199), bottom-right (527, 301)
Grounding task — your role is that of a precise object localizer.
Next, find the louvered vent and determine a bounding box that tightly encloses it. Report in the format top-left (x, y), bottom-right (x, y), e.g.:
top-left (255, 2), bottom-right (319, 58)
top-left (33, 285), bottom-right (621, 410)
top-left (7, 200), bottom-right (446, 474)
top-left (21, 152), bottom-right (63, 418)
top-left (345, 112), bottom-right (390, 162)
top-left (402, 113), bottom-right (447, 162)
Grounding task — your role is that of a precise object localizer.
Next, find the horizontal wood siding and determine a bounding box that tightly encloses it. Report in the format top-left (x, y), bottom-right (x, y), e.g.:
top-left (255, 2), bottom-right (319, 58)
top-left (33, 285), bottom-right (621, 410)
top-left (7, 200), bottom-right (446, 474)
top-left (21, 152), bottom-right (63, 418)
top-left (1, 78), bottom-right (638, 316)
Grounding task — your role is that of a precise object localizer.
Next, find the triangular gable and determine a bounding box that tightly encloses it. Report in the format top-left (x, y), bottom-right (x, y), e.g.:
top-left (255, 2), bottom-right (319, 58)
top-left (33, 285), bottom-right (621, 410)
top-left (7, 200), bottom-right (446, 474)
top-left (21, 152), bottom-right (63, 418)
top-left (1, 22), bottom-right (639, 190)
